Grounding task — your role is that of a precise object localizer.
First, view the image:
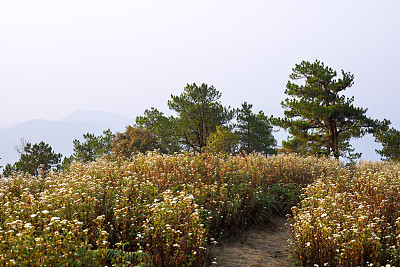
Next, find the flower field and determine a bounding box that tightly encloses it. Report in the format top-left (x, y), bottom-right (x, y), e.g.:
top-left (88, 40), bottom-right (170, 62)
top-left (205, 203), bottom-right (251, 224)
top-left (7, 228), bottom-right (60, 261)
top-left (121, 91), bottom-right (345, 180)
top-left (291, 161), bottom-right (400, 266)
top-left (4, 152), bottom-right (399, 266)
top-left (0, 153), bottom-right (341, 266)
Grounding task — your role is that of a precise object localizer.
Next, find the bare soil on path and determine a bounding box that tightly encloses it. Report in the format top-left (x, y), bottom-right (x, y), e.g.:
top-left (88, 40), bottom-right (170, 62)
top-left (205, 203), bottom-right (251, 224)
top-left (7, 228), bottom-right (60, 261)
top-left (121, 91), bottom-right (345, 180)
top-left (212, 217), bottom-right (296, 267)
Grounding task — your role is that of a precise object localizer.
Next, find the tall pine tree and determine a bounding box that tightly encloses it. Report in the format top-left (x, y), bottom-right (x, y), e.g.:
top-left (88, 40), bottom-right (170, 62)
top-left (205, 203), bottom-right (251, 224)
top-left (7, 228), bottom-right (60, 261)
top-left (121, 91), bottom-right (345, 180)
top-left (236, 102), bottom-right (277, 155)
top-left (167, 83), bottom-right (234, 152)
top-left (272, 60), bottom-right (387, 159)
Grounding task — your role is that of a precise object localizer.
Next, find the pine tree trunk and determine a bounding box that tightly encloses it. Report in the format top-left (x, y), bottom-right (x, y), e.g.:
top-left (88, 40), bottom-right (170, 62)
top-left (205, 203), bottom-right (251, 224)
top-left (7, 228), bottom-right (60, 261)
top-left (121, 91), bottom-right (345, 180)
top-left (331, 114), bottom-right (339, 159)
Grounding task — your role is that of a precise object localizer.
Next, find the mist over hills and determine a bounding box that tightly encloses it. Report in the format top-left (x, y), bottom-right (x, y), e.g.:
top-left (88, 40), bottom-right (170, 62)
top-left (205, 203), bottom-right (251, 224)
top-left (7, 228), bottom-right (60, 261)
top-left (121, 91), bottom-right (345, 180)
top-left (0, 110), bottom-right (132, 167)
top-left (60, 109), bottom-right (132, 129)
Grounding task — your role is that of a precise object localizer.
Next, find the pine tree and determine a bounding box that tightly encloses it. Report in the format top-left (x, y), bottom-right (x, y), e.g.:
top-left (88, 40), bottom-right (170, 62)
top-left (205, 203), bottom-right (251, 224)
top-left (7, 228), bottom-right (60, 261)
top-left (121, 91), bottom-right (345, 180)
top-left (71, 129), bottom-right (115, 162)
top-left (135, 108), bottom-right (181, 154)
top-left (375, 127), bottom-right (400, 161)
top-left (167, 83), bottom-right (234, 152)
top-left (272, 60), bottom-right (387, 159)
top-left (3, 141), bottom-right (62, 176)
top-left (236, 102), bottom-right (277, 155)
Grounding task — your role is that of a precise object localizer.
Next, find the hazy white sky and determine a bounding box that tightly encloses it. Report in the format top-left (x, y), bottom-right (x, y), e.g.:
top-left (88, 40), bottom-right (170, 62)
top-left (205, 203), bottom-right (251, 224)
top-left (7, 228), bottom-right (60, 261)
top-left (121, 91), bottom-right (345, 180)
top-left (1, 0), bottom-right (399, 130)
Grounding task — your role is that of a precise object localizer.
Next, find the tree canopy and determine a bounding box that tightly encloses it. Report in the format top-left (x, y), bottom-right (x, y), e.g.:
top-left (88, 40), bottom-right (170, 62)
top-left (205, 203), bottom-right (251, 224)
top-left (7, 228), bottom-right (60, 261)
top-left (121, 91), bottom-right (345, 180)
top-left (3, 141), bottom-right (62, 177)
top-left (112, 126), bottom-right (159, 157)
top-left (168, 83), bottom-right (234, 152)
top-left (236, 102), bottom-right (277, 155)
top-left (135, 108), bottom-right (180, 154)
top-left (272, 60), bottom-right (387, 159)
top-left (136, 83), bottom-right (234, 153)
top-left (204, 125), bottom-right (238, 154)
top-left (374, 127), bottom-right (400, 161)
top-left (71, 129), bottom-right (115, 162)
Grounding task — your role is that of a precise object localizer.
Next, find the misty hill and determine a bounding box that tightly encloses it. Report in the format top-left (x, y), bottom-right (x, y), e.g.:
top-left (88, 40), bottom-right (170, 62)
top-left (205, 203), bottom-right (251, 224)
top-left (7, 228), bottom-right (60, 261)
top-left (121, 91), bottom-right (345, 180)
top-left (60, 109), bottom-right (132, 130)
top-left (0, 110), bottom-right (132, 167)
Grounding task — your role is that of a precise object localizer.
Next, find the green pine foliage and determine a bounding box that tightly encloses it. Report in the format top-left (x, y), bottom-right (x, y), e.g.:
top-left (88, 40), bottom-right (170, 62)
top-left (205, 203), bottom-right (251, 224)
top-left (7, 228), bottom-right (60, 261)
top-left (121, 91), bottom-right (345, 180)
top-left (272, 60), bottom-right (387, 159)
top-left (167, 83), bottom-right (234, 152)
top-left (70, 129), bottom-right (115, 163)
top-left (135, 108), bottom-right (181, 154)
top-left (236, 102), bottom-right (277, 155)
top-left (58, 129), bottom-right (116, 171)
top-left (136, 83), bottom-right (234, 153)
top-left (3, 141), bottom-right (62, 177)
top-left (375, 127), bottom-right (400, 161)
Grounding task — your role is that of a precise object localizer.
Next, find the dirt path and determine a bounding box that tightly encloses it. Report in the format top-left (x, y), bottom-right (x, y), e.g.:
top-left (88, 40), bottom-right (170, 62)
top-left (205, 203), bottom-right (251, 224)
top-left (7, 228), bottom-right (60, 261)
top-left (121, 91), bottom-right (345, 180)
top-left (212, 218), bottom-right (295, 266)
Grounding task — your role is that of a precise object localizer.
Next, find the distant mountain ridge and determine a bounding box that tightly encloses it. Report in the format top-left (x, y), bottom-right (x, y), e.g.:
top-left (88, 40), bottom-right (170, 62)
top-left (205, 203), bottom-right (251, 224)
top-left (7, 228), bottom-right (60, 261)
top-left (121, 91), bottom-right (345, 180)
top-left (0, 110), bottom-right (133, 168)
top-left (60, 109), bottom-right (132, 130)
